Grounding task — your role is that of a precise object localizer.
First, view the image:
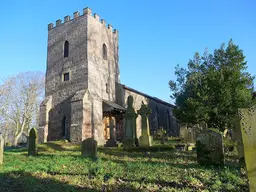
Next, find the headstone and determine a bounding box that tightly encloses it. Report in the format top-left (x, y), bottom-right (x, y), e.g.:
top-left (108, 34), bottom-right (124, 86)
top-left (122, 96), bottom-right (138, 148)
top-left (236, 105), bottom-right (256, 191)
top-left (179, 123), bottom-right (188, 141)
top-left (233, 123), bottom-right (244, 161)
top-left (28, 128), bottom-right (38, 156)
top-left (137, 101), bottom-right (152, 147)
top-left (223, 128), bottom-right (229, 137)
top-left (0, 135), bottom-right (4, 164)
top-left (105, 118), bottom-right (118, 147)
top-left (81, 138), bottom-right (97, 158)
top-left (196, 129), bottom-right (225, 166)
top-left (187, 128), bottom-right (196, 144)
top-left (199, 121), bottom-right (208, 130)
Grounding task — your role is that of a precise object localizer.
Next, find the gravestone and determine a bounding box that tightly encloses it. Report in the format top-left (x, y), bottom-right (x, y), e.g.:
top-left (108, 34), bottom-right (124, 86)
top-left (28, 128), bottom-right (38, 156)
top-left (105, 118), bottom-right (118, 147)
top-left (187, 128), bottom-right (196, 144)
top-left (137, 101), bottom-right (152, 147)
top-left (236, 105), bottom-right (256, 191)
top-left (81, 138), bottom-right (97, 158)
top-left (0, 135), bottom-right (4, 164)
top-left (199, 121), bottom-right (208, 130)
top-left (179, 123), bottom-right (188, 141)
top-left (122, 96), bottom-right (138, 148)
top-left (196, 129), bottom-right (225, 166)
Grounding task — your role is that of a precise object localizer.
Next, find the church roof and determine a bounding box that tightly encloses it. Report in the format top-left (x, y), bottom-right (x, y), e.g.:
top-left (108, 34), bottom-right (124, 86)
top-left (103, 99), bottom-right (126, 112)
top-left (122, 84), bottom-right (176, 108)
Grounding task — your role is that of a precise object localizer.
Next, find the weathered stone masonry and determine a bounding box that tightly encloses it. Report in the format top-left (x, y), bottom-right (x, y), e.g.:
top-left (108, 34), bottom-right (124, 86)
top-left (39, 7), bottom-right (178, 145)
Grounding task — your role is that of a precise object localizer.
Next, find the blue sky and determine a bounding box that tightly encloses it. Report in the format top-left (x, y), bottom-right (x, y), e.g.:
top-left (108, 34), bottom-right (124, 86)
top-left (1, 0), bottom-right (255, 104)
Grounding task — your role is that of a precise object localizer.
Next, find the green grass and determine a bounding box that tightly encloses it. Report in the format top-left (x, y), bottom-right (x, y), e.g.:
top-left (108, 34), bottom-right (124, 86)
top-left (0, 140), bottom-right (248, 192)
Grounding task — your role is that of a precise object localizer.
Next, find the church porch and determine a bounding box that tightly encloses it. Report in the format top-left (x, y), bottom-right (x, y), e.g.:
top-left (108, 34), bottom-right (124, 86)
top-left (102, 100), bottom-right (126, 144)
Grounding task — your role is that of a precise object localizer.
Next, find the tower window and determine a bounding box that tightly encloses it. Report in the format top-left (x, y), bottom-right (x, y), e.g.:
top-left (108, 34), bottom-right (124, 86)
top-left (63, 72), bottom-right (70, 81)
top-left (64, 41), bottom-right (69, 58)
top-left (103, 44), bottom-right (107, 60)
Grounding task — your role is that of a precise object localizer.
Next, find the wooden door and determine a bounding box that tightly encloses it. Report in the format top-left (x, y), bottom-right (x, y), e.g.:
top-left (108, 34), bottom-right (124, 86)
top-left (103, 117), bottom-right (110, 140)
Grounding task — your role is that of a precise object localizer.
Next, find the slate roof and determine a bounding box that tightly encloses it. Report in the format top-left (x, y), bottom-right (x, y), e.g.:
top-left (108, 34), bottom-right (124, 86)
top-left (122, 84), bottom-right (176, 108)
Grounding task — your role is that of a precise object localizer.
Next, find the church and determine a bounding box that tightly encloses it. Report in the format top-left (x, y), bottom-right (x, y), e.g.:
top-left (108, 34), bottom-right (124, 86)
top-left (38, 7), bottom-right (179, 145)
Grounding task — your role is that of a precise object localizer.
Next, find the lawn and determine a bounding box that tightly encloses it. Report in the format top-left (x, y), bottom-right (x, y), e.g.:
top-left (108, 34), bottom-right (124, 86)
top-left (0, 140), bottom-right (248, 192)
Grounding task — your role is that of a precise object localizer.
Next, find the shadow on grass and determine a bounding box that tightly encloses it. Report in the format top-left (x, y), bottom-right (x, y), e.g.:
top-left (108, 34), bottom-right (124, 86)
top-left (118, 177), bottom-right (206, 191)
top-left (4, 142), bottom-right (79, 154)
top-left (4, 146), bottom-right (27, 153)
top-left (0, 171), bottom-right (99, 192)
top-left (0, 171), bottom-right (146, 192)
top-left (101, 157), bottom-right (200, 170)
top-left (98, 147), bottom-right (197, 161)
top-left (39, 142), bottom-right (79, 152)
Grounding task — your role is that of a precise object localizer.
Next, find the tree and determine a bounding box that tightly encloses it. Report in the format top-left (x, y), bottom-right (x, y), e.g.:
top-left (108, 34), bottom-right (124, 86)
top-left (0, 71), bottom-right (44, 146)
top-left (169, 39), bottom-right (254, 130)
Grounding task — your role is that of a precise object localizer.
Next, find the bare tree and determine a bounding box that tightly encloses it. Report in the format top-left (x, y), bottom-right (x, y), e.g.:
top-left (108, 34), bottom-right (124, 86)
top-left (0, 72), bottom-right (45, 146)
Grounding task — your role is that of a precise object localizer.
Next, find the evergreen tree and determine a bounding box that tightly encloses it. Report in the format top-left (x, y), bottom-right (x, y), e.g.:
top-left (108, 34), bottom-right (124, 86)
top-left (169, 39), bottom-right (254, 130)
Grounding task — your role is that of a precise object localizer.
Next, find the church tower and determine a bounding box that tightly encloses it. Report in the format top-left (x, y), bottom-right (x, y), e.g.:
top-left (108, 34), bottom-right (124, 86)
top-left (39, 7), bottom-right (121, 145)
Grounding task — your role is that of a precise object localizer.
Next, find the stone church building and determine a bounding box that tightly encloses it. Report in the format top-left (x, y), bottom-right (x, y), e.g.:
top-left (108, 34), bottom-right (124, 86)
top-left (38, 7), bottom-right (178, 145)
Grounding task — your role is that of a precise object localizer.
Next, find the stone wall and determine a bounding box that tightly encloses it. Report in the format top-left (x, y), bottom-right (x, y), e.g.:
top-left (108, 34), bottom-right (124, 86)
top-left (86, 8), bottom-right (119, 145)
top-left (116, 83), bottom-right (178, 137)
top-left (38, 96), bottom-right (52, 143)
top-left (41, 7), bottom-right (177, 145)
top-left (45, 9), bottom-right (91, 141)
top-left (42, 8), bottom-right (119, 144)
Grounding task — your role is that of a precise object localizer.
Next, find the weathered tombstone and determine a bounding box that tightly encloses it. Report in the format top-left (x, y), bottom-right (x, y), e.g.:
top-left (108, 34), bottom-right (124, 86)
top-left (223, 128), bottom-right (229, 138)
top-left (187, 128), bottom-right (196, 144)
top-left (81, 138), bottom-right (97, 158)
top-left (199, 121), bottom-right (208, 130)
top-left (0, 135), bottom-right (4, 164)
top-left (137, 101), bottom-right (152, 147)
top-left (155, 127), bottom-right (167, 144)
top-left (105, 118), bottom-right (118, 147)
top-left (179, 123), bottom-right (188, 141)
top-left (236, 105), bottom-right (256, 191)
top-left (28, 128), bottom-right (38, 156)
top-left (122, 96), bottom-right (138, 148)
top-left (196, 129), bottom-right (225, 166)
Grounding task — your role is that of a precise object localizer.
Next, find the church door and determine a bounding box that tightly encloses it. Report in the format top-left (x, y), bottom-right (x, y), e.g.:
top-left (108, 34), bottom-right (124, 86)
top-left (103, 116), bottom-right (110, 140)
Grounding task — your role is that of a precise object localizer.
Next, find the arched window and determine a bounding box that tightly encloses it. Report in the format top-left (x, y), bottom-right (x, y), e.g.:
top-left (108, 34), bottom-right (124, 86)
top-left (103, 43), bottom-right (107, 60)
top-left (166, 110), bottom-right (171, 133)
top-left (64, 41), bottom-right (69, 58)
top-left (154, 106), bottom-right (159, 130)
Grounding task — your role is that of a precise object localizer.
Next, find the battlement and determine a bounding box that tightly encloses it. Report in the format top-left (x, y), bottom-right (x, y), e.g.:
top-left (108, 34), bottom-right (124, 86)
top-left (48, 7), bottom-right (118, 35)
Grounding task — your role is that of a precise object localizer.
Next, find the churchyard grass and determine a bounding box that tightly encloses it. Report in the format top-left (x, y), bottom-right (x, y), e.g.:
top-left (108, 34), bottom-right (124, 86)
top-left (0, 140), bottom-right (248, 192)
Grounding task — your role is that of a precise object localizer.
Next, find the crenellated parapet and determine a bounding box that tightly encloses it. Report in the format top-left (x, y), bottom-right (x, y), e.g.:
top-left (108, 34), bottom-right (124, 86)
top-left (48, 7), bottom-right (118, 35)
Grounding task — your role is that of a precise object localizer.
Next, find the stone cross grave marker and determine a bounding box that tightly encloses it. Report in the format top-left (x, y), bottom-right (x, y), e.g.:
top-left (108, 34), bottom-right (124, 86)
top-left (137, 101), bottom-right (152, 147)
top-left (122, 95), bottom-right (137, 147)
top-left (196, 129), bottom-right (225, 166)
top-left (81, 138), bottom-right (97, 158)
top-left (28, 128), bottom-right (38, 156)
top-left (236, 105), bottom-right (256, 191)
